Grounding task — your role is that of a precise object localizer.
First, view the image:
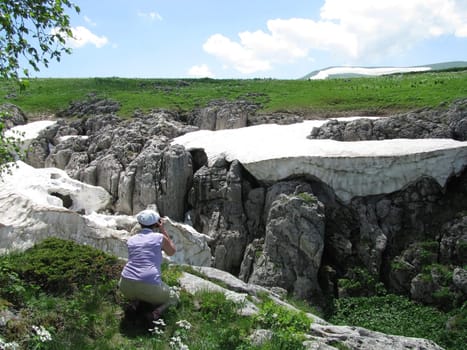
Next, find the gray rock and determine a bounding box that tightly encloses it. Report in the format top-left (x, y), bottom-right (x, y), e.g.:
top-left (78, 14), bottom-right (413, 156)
top-left (116, 140), bottom-right (192, 220)
top-left (188, 160), bottom-right (250, 273)
top-left (440, 216), bottom-right (467, 265)
top-left (308, 324), bottom-right (444, 350)
top-left (452, 267), bottom-right (467, 294)
top-left (178, 272), bottom-right (259, 316)
top-left (248, 329), bottom-right (273, 347)
top-left (309, 98), bottom-right (467, 141)
top-left (0, 103), bottom-right (28, 128)
top-left (249, 191), bottom-right (325, 300)
top-left (189, 100), bottom-right (258, 130)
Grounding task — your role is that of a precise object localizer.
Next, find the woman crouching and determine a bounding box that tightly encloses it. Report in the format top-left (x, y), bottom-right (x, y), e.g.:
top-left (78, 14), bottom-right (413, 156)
top-left (119, 209), bottom-right (177, 320)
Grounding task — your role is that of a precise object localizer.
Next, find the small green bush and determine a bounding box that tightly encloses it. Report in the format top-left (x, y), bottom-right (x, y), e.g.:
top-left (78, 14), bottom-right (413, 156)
top-left (338, 267), bottom-right (386, 297)
top-left (12, 237), bottom-right (123, 294)
top-left (254, 299), bottom-right (311, 350)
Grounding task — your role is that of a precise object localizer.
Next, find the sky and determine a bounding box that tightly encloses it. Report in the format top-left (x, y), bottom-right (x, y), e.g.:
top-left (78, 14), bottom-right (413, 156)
top-left (29, 0), bottom-right (467, 79)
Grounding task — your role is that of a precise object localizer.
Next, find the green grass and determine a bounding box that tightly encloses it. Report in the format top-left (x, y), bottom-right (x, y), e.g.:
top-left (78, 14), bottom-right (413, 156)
top-left (1, 238), bottom-right (465, 350)
top-left (1, 70), bottom-right (466, 117)
top-left (0, 238), bottom-right (312, 350)
top-left (327, 294), bottom-right (467, 350)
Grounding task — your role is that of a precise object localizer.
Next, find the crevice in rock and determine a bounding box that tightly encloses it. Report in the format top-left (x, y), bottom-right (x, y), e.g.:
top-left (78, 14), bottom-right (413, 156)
top-left (50, 192), bottom-right (73, 209)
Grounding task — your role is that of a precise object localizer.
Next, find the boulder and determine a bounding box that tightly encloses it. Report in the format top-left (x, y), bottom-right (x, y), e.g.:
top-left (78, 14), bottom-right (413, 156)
top-left (439, 216), bottom-right (467, 265)
top-left (0, 103), bottom-right (28, 128)
top-left (248, 191), bottom-right (325, 300)
top-left (188, 100), bottom-right (258, 130)
top-left (307, 324), bottom-right (444, 350)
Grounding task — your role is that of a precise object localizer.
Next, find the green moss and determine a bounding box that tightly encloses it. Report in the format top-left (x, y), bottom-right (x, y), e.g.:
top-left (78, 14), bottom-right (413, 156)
top-left (297, 192), bottom-right (317, 204)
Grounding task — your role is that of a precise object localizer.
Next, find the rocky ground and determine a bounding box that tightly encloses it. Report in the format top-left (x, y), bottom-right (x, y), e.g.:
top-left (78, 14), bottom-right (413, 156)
top-left (2, 97), bottom-right (467, 349)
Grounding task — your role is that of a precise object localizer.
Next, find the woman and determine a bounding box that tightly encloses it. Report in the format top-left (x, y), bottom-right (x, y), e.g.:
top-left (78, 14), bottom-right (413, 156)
top-left (119, 209), bottom-right (177, 320)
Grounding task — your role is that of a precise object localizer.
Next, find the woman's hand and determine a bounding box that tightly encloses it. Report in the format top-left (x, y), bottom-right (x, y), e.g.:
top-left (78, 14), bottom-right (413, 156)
top-left (159, 218), bottom-right (176, 256)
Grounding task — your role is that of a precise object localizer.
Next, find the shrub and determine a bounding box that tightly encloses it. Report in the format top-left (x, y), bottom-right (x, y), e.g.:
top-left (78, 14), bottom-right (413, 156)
top-left (254, 299), bottom-right (311, 350)
top-left (338, 267), bottom-right (386, 297)
top-left (12, 237), bottom-right (123, 294)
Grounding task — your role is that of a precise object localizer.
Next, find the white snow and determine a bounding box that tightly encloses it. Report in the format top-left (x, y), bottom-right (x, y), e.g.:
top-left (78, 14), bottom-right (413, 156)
top-left (0, 161), bottom-right (111, 214)
top-left (172, 119), bottom-right (467, 202)
top-left (5, 120), bottom-right (56, 141)
top-left (309, 66), bottom-right (432, 80)
top-left (0, 161), bottom-right (212, 264)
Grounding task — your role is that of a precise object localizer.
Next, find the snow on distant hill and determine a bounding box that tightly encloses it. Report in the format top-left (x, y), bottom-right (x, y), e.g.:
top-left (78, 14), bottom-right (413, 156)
top-left (302, 61), bottom-right (467, 80)
top-left (308, 66), bottom-right (431, 80)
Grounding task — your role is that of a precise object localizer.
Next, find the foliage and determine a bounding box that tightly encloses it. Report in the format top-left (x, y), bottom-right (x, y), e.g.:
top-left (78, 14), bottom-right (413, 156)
top-left (1, 70), bottom-right (466, 117)
top-left (0, 238), bottom-right (319, 349)
top-left (0, 113), bottom-right (23, 176)
top-left (0, 0), bottom-right (80, 82)
top-left (337, 267), bottom-right (386, 297)
top-left (327, 294), bottom-right (467, 350)
top-left (160, 262), bottom-right (183, 287)
top-left (297, 192), bottom-right (317, 204)
top-left (10, 237), bottom-right (123, 295)
top-left (254, 299), bottom-right (311, 350)
top-left (1, 239), bottom-right (465, 349)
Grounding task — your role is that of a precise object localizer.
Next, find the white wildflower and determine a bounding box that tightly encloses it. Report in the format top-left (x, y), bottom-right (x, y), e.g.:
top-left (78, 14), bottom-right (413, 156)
top-left (0, 337), bottom-right (20, 350)
top-left (31, 325), bottom-right (52, 342)
top-left (175, 319), bottom-right (191, 330)
top-left (149, 317), bottom-right (166, 336)
top-left (169, 335), bottom-right (189, 350)
top-left (153, 318), bottom-right (166, 327)
top-left (169, 286), bottom-right (181, 300)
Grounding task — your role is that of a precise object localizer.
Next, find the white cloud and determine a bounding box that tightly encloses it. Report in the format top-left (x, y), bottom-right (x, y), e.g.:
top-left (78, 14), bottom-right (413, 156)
top-left (52, 26), bottom-right (108, 48)
top-left (187, 64), bottom-right (215, 78)
top-left (203, 34), bottom-right (271, 74)
top-left (203, 0), bottom-right (467, 74)
top-left (138, 11), bottom-right (163, 21)
top-left (67, 26), bottom-right (108, 48)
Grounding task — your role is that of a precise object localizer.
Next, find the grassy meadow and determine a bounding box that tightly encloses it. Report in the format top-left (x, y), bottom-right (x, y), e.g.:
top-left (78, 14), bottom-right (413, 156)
top-left (1, 69), bottom-right (466, 117)
top-left (1, 238), bottom-right (466, 350)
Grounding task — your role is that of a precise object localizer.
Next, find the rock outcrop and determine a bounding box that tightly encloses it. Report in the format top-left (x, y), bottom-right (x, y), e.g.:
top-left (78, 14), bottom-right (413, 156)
top-left (5, 98), bottom-right (467, 315)
top-left (248, 186), bottom-right (325, 300)
top-left (309, 98), bottom-right (467, 141)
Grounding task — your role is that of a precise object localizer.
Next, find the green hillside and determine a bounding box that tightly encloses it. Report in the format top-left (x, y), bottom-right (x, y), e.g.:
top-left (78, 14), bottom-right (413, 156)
top-left (301, 61), bottom-right (467, 80)
top-left (1, 68), bottom-right (467, 118)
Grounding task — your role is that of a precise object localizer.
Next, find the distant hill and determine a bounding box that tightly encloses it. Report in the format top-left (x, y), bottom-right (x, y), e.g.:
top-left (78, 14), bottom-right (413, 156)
top-left (301, 61), bottom-right (467, 80)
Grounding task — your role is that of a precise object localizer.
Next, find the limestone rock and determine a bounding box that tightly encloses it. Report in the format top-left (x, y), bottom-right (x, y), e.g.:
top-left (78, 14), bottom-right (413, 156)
top-left (0, 103), bottom-right (28, 128)
top-left (56, 96), bottom-right (121, 118)
top-left (309, 98), bottom-right (467, 141)
top-left (307, 324), bottom-right (444, 350)
top-left (163, 218), bottom-right (212, 267)
top-left (178, 272), bottom-right (259, 316)
top-left (439, 216), bottom-right (467, 265)
top-left (188, 100), bottom-right (258, 130)
top-left (249, 191), bottom-right (325, 300)
top-left (452, 267), bottom-right (467, 294)
top-left (188, 160), bottom-right (249, 273)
